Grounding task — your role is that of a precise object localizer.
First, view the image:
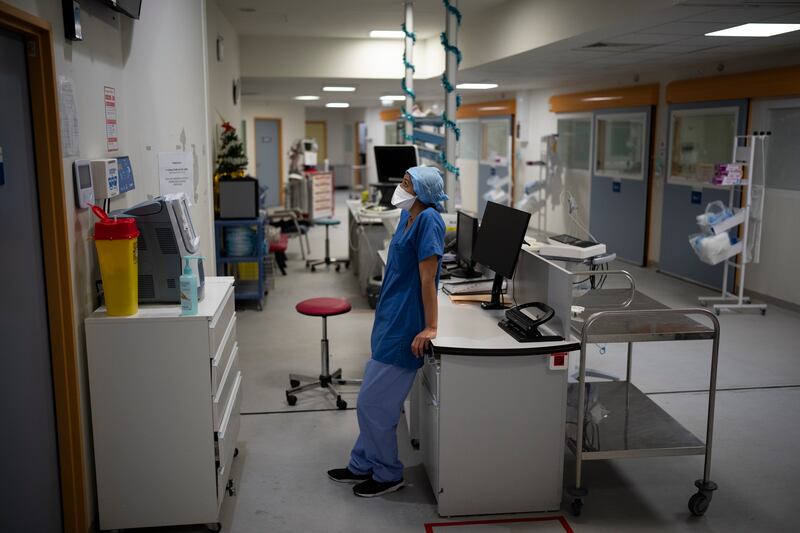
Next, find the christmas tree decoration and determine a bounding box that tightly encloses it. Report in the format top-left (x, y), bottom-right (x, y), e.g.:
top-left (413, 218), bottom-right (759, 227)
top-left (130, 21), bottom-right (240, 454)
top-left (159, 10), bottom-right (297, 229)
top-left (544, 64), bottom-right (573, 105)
top-left (214, 121), bottom-right (249, 215)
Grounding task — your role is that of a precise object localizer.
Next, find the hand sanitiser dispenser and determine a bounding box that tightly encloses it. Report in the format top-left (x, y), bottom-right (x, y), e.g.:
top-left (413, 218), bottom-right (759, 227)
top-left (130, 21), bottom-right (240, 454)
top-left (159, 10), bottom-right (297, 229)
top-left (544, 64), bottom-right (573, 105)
top-left (180, 255), bottom-right (203, 316)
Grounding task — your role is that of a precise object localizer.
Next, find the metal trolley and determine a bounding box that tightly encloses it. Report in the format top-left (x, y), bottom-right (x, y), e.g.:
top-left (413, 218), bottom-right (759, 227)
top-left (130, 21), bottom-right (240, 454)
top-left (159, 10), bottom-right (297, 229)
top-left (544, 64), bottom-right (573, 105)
top-left (566, 278), bottom-right (721, 518)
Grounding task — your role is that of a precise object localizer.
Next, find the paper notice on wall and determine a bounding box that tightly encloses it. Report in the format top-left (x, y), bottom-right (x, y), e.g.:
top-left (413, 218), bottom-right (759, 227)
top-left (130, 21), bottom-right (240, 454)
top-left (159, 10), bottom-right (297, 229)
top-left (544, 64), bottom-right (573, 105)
top-left (104, 86), bottom-right (118, 152)
top-left (157, 151), bottom-right (194, 203)
top-left (58, 76), bottom-right (80, 157)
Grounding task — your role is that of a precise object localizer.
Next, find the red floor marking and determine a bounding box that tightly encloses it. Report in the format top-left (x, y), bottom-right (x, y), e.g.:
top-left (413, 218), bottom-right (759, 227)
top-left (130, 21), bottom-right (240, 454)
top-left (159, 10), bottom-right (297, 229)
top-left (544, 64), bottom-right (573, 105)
top-left (424, 515), bottom-right (573, 533)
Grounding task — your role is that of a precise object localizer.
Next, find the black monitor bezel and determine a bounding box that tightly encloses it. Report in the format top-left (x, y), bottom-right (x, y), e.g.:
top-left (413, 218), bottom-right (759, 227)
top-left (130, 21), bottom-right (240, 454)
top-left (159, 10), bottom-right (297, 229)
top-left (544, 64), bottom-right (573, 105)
top-left (473, 201), bottom-right (531, 280)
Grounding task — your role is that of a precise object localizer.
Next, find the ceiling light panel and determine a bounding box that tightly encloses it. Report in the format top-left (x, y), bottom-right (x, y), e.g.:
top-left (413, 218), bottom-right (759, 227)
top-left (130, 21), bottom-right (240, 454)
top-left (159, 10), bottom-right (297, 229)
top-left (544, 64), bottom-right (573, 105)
top-left (706, 23), bottom-right (800, 37)
top-left (323, 86), bottom-right (356, 92)
top-left (326, 103), bottom-right (350, 108)
top-left (456, 83), bottom-right (498, 89)
top-left (380, 95), bottom-right (406, 101)
top-left (294, 95), bottom-right (320, 101)
top-left (370, 30), bottom-right (406, 39)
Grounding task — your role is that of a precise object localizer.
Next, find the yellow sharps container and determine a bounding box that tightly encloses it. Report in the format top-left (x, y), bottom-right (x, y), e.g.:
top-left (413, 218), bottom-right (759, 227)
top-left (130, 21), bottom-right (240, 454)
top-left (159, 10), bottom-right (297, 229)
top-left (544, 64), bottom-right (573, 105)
top-left (92, 205), bottom-right (140, 316)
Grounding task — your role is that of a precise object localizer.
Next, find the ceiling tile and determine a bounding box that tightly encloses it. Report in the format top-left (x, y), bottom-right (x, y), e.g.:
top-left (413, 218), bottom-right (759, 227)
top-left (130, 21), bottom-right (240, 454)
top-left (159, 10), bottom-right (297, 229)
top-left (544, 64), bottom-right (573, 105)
top-left (639, 21), bottom-right (732, 36)
top-left (681, 7), bottom-right (800, 24)
top-left (611, 32), bottom-right (690, 45)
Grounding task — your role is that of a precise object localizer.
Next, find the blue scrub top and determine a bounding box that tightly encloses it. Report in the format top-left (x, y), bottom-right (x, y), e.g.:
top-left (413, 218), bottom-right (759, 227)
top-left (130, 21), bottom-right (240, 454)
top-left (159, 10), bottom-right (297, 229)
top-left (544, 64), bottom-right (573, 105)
top-left (371, 207), bottom-right (445, 369)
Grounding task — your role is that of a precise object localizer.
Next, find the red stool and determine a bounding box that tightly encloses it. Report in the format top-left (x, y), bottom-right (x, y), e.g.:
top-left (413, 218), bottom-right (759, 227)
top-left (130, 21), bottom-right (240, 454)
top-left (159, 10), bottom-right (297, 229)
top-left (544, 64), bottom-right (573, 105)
top-left (286, 297), bottom-right (362, 409)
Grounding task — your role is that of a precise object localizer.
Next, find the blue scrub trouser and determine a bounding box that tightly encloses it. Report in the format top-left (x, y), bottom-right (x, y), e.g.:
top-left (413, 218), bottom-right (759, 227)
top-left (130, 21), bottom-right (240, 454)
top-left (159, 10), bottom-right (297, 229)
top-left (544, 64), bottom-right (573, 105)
top-left (348, 359), bottom-right (418, 483)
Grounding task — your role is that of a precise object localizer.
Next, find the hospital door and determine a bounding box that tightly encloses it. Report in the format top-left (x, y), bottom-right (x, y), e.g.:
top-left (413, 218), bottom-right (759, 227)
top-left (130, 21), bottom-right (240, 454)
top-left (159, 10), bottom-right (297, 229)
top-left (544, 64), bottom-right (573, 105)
top-left (589, 109), bottom-right (652, 265)
top-left (659, 101), bottom-right (745, 289)
top-left (0, 27), bottom-right (63, 531)
top-left (255, 118), bottom-right (282, 207)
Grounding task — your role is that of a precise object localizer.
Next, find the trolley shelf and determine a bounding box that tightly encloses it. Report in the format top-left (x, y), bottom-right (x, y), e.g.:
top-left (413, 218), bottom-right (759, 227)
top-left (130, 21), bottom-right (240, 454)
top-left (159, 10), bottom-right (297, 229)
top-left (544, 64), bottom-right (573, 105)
top-left (567, 381), bottom-right (705, 461)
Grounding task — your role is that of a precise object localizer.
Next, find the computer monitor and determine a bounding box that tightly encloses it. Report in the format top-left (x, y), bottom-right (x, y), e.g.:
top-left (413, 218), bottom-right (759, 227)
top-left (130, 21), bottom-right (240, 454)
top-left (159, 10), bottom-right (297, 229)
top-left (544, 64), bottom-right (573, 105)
top-left (473, 201), bottom-right (532, 309)
top-left (450, 211), bottom-right (481, 279)
top-left (374, 145), bottom-right (418, 183)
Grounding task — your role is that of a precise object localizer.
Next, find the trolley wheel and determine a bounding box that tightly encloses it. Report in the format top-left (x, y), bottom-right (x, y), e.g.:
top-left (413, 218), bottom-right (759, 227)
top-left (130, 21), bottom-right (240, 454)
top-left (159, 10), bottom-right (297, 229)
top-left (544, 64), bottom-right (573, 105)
top-left (688, 491), bottom-right (711, 516)
top-left (287, 394), bottom-right (298, 406)
top-left (311, 266), bottom-right (316, 272)
top-left (346, 261), bottom-right (350, 269)
top-left (290, 379), bottom-right (300, 388)
top-left (715, 309), bottom-right (720, 316)
top-left (571, 498), bottom-right (583, 516)
top-left (336, 265), bottom-right (341, 272)
top-left (761, 309), bottom-right (767, 316)
top-left (336, 398), bottom-right (348, 410)
top-left (205, 523), bottom-right (221, 532)
top-left (234, 447), bottom-right (239, 458)
top-left (410, 438), bottom-right (420, 450)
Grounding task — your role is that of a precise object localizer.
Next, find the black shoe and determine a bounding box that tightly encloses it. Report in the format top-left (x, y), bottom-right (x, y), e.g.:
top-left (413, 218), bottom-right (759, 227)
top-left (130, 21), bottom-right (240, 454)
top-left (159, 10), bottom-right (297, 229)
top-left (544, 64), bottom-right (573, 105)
top-left (327, 467), bottom-right (371, 484)
top-left (353, 478), bottom-right (404, 498)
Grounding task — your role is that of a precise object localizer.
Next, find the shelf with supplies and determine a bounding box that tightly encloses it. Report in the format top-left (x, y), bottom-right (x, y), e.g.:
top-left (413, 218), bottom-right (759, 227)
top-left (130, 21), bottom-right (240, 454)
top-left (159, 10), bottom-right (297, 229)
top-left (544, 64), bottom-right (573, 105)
top-left (214, 216), bottom-right (267, 310)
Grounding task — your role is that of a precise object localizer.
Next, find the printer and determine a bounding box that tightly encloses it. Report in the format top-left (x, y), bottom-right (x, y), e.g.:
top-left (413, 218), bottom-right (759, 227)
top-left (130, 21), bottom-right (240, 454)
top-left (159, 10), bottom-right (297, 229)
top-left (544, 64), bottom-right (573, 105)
top-left (118, 195), bottom-right (205, 303)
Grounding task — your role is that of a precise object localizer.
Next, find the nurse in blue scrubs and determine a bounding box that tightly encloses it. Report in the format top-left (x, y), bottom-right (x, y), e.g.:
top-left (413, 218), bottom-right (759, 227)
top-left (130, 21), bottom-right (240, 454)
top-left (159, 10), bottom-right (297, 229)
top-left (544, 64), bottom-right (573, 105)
top-left (328, 166), bottom-right (447, 498)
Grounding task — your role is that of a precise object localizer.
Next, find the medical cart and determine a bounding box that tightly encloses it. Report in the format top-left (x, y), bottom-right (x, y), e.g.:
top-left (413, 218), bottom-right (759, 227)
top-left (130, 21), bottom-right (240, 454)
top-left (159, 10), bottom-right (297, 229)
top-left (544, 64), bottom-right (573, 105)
top-left (567, 280), bottom-right (721, 517)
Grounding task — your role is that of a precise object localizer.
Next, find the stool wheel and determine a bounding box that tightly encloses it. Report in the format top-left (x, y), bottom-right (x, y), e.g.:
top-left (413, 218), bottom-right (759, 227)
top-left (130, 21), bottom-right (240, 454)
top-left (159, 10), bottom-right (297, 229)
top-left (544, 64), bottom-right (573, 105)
top-left (290, 379), bottom-right (300, 388)
top-left (287, 394), bottom-right (298, 406)
top-left (336, 398), bottom-right (348, 410)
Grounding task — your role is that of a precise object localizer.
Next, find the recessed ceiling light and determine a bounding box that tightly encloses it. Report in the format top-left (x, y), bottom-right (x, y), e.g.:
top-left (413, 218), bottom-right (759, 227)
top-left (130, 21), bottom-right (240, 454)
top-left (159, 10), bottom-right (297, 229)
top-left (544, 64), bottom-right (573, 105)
top-left (456, 83), bottom-right (499, 90)
top-left (326, 102), bottom-right (350, 108)
top-left (380, 95), bottom-right (406, 101)
top-left (706, 23), bottom-right (800, 37)
top-left (294, 95), bottom-right (320, 101)
top-left (369, 30), bottom-right (406, 39)
top-left (582, 96), bottom-right (623, 102)
top-left (323, 86), bottom-right (356, 92)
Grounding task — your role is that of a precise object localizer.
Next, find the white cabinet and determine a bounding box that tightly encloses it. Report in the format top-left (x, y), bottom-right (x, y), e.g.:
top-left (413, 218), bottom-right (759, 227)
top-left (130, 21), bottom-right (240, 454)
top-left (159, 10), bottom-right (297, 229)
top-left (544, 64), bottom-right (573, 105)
top-left (85, 277), bottom-right (242, 530)
top-left (420, 352), bottom-right (569, 517)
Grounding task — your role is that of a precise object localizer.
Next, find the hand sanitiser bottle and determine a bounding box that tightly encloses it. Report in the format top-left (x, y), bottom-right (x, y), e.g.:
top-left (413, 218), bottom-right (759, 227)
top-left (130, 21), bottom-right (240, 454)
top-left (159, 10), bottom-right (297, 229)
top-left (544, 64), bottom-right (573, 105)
top-left (180, 256), bottom-right (198, 316)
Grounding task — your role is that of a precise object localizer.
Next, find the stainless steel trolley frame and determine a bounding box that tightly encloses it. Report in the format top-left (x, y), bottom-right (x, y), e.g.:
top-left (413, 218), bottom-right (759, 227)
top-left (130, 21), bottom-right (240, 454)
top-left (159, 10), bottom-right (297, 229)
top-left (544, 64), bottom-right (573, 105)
top-left (567, 275), bottom-right (721, 517)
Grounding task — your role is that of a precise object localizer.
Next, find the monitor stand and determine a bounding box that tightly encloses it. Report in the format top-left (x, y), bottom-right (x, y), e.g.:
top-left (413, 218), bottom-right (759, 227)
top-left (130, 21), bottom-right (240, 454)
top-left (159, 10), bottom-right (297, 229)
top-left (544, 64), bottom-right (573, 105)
top-left (449, 264), bottom-right (482, 279)
top-left (481, 274), bottom-right (508, 310)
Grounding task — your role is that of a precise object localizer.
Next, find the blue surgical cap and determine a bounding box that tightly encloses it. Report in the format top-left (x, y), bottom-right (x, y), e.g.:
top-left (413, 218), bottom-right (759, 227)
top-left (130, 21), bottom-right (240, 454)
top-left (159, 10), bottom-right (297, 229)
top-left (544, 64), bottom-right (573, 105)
top-left (407, 166), bottom-right (449, 211)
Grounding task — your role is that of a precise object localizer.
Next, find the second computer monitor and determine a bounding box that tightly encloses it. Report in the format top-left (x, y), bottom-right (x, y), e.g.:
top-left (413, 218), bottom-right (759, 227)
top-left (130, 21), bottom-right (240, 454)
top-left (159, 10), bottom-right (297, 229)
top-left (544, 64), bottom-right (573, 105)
top-left (374, 145), bottom-right (419, 183)
top-left (452, 210), bottom-right (481, 279)
top-left (473, 202), bottom-right (531, 308)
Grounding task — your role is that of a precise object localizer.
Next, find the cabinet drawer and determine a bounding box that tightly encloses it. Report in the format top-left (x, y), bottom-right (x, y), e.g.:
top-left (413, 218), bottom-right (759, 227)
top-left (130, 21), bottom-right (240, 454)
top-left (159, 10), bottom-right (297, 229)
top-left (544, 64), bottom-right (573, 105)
top-left (209, 286), bottom-right (235, 358)
top-left (211, 316), bottom-right (237, 394)
top-left (216, 372), bottom-right (242, 504)
top-left (213, 344), bottom-right (240, 430)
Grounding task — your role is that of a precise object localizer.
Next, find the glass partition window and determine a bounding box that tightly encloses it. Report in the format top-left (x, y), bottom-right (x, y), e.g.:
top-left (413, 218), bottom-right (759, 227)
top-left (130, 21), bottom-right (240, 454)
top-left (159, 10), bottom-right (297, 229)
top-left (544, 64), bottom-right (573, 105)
top-left (481, 119), bottom-right (510, 164)
top-left (457, 120), bottom-right (480, 160)
top-left (594, 113), bottom-right (646, 180)
top-left (384, 123), bottom-right (398, 145)
top-left (669, 108), bottom-right (738, 185)
top-left (556, 117), bottom-right (592, 171)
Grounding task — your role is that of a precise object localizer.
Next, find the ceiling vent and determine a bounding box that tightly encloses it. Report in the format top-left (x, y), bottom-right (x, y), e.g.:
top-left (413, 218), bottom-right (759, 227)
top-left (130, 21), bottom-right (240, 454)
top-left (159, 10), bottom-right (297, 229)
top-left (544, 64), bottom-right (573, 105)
top-left (579, 42), bottom-right (652, 52)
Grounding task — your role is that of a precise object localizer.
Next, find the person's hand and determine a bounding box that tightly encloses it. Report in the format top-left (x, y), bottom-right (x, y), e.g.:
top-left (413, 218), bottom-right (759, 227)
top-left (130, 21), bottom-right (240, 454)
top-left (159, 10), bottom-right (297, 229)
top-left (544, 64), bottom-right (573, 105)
top-left (412, 327), bottom-right (437, 358)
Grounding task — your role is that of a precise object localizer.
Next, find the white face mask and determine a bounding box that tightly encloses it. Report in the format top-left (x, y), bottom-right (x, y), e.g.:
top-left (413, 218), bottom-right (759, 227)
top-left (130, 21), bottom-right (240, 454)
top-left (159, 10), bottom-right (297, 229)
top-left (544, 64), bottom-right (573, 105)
top-left (391, 185), bottom-right (417, 211)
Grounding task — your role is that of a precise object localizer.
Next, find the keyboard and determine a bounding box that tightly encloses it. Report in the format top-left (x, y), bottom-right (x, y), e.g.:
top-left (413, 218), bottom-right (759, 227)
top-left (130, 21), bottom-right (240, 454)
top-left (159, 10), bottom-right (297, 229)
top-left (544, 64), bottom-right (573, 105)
top-left (442, 279), bottom-right (506, 295)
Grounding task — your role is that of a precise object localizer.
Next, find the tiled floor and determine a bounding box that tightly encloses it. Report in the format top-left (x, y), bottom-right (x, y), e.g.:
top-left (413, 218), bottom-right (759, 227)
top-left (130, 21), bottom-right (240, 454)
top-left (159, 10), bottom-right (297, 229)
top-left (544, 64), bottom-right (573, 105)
top-left (209, 192), bottom-right (800, 532)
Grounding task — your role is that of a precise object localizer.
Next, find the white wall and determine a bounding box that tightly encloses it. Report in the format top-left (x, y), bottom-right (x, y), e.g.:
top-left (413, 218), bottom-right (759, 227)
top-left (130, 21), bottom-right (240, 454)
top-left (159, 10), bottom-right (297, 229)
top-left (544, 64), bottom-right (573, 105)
top-left (241, 99), bottom-right (306, 188)
top-left (364, 107), bottom-right (387, 184)
top-left (206, 0), bottom-right (241, 160)
top-left (5, 0), bottom-right (213, 526)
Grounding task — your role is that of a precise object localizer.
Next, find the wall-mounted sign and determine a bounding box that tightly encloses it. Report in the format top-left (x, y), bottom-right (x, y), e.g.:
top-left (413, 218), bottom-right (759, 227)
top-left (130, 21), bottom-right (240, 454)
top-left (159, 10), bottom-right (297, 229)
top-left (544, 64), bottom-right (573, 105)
top-left (104, 86), bottom-right (118, 152)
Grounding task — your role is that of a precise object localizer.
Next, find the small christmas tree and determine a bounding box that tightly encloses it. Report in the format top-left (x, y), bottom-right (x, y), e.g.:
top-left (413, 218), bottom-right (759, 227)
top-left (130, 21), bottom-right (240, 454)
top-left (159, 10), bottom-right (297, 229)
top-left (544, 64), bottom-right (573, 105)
top-left (215, 121), bottom-right (248, 177)
top-left (214, 121), bottom-right (249, 216)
